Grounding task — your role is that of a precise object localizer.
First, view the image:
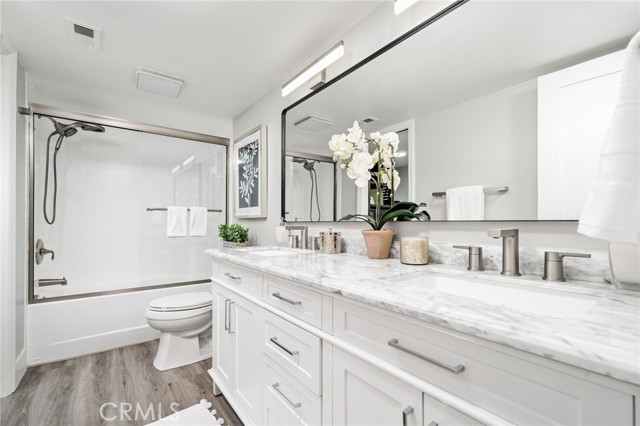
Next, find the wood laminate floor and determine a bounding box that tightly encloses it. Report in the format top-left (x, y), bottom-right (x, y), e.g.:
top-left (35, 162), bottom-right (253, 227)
top-left (0, 340), bottom-right (243, 426)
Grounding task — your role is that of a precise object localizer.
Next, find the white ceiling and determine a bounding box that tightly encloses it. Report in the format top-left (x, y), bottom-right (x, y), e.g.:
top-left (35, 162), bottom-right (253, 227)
top-left (1, 1), bottom-right (382, 121)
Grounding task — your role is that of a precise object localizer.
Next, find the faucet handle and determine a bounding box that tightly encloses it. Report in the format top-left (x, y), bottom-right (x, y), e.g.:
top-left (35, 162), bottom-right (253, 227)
top-left (543, 251), bottom-right (591, 282)
top-left (487, 228), bottom-right (518, 238)
top-left (453, 245), bottom-right (484, 271)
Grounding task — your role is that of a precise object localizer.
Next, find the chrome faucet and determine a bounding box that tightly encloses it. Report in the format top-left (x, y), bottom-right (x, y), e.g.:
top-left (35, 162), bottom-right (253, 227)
top-left (285, 225), bottom-right (308, 249)
top-left (487, 228), bottom-right (521, 276)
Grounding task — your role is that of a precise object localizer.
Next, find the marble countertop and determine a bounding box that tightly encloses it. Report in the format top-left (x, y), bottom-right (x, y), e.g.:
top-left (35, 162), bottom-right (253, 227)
top-left (206, 247), bottom-right (640, 385)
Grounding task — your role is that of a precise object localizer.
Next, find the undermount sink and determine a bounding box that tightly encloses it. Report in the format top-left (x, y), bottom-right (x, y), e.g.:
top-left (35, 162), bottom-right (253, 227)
top-left (390, 272), bottom-right (599, 317)
top-left (248, 248), bottom-right (300, 257)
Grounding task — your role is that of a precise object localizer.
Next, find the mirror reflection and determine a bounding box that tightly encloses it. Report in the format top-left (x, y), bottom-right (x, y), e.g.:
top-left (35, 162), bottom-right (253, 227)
top-left (283, 1), bottom-right (639, 222)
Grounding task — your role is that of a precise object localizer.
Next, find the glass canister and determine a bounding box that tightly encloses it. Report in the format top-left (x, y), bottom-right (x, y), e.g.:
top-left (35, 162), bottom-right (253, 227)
top-left (320, 229), bottom-right (342, 254)
top-left (400, 237), bottom-right (429, 265)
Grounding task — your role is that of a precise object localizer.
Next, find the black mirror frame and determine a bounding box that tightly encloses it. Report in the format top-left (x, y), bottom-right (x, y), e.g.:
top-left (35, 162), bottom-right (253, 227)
top-left (280, 0), bottom-right (470, 222)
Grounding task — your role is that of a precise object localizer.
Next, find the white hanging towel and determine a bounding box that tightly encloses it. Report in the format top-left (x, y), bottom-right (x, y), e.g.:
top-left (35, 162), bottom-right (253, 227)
top-left (189, 206), bottom-right (208, 237)
top-left (166, 206), bottom-right (188, 237)
top-left (446, 185), bottom-right (485, 220)
top-left (578, 32), bottom-right (640, 243)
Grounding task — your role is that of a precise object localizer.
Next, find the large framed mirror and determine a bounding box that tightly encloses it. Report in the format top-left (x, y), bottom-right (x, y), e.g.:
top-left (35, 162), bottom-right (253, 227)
top-left (282, 0), bottom-right (639, 222)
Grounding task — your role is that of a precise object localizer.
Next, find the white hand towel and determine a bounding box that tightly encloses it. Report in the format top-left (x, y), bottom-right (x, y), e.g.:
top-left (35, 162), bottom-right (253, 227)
top-left (166, 206), bottom-right (188, 237)
top-left (189, 206), bottom-right (208, 237)
top-left (446, 185), bottom-right (485, 220)
top-left (578, 32), bottom-right (640, 243)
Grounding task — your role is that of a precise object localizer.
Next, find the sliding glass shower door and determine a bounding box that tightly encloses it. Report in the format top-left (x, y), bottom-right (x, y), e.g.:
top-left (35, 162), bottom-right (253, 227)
top-left (32, 114), bottom-right (227, 301)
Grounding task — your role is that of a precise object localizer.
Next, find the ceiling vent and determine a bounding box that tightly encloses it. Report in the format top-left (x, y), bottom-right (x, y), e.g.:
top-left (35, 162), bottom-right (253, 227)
top-left (294, 116), bottom-right (333, 131)
top-left (136, 68), bottom-right (184, 98)
top-left (65, 18), bottom-right (102, 50)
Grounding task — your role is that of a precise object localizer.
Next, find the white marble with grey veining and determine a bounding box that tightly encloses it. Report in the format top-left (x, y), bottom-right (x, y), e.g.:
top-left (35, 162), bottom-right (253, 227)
top-left (206, 246), bottom-right (640, 385)
top-left (339, 236), bottom-right (612, 284)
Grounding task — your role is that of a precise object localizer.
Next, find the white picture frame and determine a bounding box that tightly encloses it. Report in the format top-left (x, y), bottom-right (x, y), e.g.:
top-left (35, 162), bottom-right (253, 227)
top-left (234, 125), bottom-right (267, 218)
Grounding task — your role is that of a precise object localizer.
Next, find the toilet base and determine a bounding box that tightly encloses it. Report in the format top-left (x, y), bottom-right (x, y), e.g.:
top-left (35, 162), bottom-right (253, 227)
top-left (153, 331), bottom-right (212, 371)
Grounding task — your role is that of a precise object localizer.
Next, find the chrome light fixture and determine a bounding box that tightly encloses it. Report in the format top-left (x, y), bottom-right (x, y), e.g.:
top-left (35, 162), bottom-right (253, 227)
top-left (282, 41), bottom-right (344, 97)
top-left (394, 0), bottom-right (419, 15)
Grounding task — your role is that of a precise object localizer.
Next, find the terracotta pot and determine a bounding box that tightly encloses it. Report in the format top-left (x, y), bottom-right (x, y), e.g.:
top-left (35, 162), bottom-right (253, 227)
top-left (362, 229), bottom-right (395, 259)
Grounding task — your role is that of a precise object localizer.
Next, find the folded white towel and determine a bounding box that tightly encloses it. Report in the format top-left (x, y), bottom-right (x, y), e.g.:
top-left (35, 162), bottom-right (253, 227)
top-left (578, 31), bottom-right (640, 243)
top-left (189, 206), bottom-right (208, 237)
top-left (166, 206), bottom-right (188, 237)
top-left (446, 185), bottom-right (485, 220)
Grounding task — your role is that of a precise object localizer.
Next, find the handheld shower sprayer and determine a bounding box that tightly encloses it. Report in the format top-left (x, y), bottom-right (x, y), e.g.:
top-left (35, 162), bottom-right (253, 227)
top-left (42, 116), bottom-right (106, 224)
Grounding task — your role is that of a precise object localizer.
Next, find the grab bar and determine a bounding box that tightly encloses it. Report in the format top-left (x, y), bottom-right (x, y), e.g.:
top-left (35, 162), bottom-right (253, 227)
top-left (146, 207), bottom-right (222, 212)
top-left (432, 186), bottom-right (508, 198)
top-left (38, 277), bottom-right (67, 287)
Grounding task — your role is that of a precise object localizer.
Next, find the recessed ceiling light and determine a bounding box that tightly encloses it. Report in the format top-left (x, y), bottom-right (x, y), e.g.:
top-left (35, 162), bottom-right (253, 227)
top-left (136, 68), bottom-right (184, 98)
top-left (395, 151), bottom-right (407, 158)
top-left (394, 0), bottom-right (419, 15)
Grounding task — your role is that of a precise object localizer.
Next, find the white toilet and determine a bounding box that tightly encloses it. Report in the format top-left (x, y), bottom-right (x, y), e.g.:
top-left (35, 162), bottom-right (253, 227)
top-left (145, 291), bottom-right (213, 371)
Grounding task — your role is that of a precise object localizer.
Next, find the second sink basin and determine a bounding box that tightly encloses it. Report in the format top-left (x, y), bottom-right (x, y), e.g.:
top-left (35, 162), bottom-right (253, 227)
top-left (390, 272), bottom-right (599, 317)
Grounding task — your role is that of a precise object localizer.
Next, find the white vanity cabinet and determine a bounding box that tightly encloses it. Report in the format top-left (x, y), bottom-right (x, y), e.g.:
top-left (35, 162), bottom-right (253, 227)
top-left (210, 258), bottom-right (639, 426)
top-left (212, 264), bottom-right (263, 425)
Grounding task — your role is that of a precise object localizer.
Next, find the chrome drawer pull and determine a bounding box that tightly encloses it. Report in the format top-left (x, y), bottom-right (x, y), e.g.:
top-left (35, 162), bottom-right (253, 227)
top-left (224, 299), bottom-right (230, 331)
top-left (388, 338), bottom-right (465, 375)
top-left (402, 406), bottom-right (414, 426)
top-left (272, 292), bottom-right (302, 305)
top-left (228, 301), bottom-right (235, 334)
top-left (427, 422), bottom-right (438, 426)
top-left (270, 337), bottom-right (299, 356)
top-left (272, 383), bottom-right (301, 408)
top-left (224, 272), bottom-right (241, 281)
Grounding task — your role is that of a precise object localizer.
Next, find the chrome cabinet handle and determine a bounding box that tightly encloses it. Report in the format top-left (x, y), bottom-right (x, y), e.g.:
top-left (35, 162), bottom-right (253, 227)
top-left (388, 338), bottom-right (465, 375)
top-left (427, 422), bottom-right (438, 426)
top-left (402, 406), bottom-right (414, 426)
top-left (270, 337), bottom-right (299, 356)
top-left (228, 301), bottom-right (235, 334)
top-left (224, 299), bottom-right (230, 331)
top-left (272, 383), bottom-right (301, 408)
top-left (272, 292), bottom-right (302, 305)
top-left (224, 272), bottom-right (241, 281)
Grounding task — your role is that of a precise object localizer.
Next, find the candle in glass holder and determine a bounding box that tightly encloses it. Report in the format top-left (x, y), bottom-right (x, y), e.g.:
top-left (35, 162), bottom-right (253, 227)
top-left (400, 237), bottom-right (429, 265)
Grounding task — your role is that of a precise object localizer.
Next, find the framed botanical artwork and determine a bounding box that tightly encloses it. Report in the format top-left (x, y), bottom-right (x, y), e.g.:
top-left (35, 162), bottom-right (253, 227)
top-left (234, 125), bottom-right (267, 218)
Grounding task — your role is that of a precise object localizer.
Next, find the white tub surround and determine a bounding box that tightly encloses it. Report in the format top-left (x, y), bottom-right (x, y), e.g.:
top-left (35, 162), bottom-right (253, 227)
top-left (206, 247), bottom-right (638, 385)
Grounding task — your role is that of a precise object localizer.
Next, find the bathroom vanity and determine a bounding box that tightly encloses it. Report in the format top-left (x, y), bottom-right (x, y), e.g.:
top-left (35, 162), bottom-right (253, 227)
top-left (207, 247), bottom-right (640, 426)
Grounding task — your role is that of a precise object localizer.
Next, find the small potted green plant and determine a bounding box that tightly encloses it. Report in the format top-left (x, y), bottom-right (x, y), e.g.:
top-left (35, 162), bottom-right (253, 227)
top-left (218, 224), bottom-right (249, 249)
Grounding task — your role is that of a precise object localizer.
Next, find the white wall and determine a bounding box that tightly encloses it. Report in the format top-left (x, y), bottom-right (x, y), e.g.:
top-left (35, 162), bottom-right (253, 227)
top-left (0, 51), bottom-right (27, 397)
top-left (231, 1), bottom-right (608, 253)
top-left (416, 80), bottom-right (538, 220)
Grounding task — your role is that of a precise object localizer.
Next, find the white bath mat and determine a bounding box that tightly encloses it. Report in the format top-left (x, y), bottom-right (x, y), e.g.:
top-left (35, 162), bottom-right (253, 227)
top-left (145, 399), bottom-right (224, 426)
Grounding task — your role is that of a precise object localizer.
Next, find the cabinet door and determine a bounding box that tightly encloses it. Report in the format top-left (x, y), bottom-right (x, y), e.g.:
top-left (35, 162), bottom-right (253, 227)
top-left (333, 347), bottom-right (422, 426)
top-left (232, 295), bottom-right (263, 424)
top-left (213, 285), bottom-right (234, 394)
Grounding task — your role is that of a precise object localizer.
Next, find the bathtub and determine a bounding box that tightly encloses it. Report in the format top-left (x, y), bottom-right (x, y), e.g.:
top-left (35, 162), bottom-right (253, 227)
top-left (27, 282), bottom-right (211, 365)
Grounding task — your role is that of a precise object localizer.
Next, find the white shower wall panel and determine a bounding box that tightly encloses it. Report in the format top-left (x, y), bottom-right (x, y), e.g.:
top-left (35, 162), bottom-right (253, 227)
top-left (33, 121), bottom-right (226, 298)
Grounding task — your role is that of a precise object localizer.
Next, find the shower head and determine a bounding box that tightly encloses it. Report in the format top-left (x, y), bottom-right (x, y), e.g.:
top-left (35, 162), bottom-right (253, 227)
top-left (293, 157), bottom-right (316, 171)
top-left (47, 117), bottom-right (105, 138)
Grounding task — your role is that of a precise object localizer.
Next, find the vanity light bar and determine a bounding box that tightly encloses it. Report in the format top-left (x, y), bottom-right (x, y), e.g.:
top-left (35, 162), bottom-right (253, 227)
top-left (282, 41), bottom-right (344, 97)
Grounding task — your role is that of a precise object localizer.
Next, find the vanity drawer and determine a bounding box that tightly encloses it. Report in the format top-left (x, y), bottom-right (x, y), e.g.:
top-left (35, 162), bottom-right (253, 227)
top-left (263, 276), bottom-right (322, 328)
top-left (423, 394), bottom-right (480, 426)
top-left (263, 355), bottom-right (321, 426)
top-left (264, 310), bottom-right (321, 395)
top-left (333, 298), bottom-right (633, 426)
top-left (213, 261), bottom-right (262, 298)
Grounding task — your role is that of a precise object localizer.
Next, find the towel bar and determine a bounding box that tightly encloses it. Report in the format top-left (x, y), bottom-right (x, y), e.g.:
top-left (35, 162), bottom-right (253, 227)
top-left (432, 186), bottom-right (508, 198)
top-left (146, 207), bottom-right (222, 212)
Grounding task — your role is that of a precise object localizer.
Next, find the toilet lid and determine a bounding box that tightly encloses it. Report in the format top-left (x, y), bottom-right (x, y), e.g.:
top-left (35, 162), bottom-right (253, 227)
top-left (148, 292), bottom-right (212, 312)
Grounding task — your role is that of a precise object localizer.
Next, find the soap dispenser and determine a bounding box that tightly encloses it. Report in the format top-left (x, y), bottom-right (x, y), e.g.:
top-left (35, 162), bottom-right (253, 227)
top-left (275, 217), bottom-right (289, 247)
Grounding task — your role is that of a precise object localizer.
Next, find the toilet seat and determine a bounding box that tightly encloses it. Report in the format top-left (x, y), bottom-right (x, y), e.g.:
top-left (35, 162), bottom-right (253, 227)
top-left (148, 292), bottom-right (212, 312)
